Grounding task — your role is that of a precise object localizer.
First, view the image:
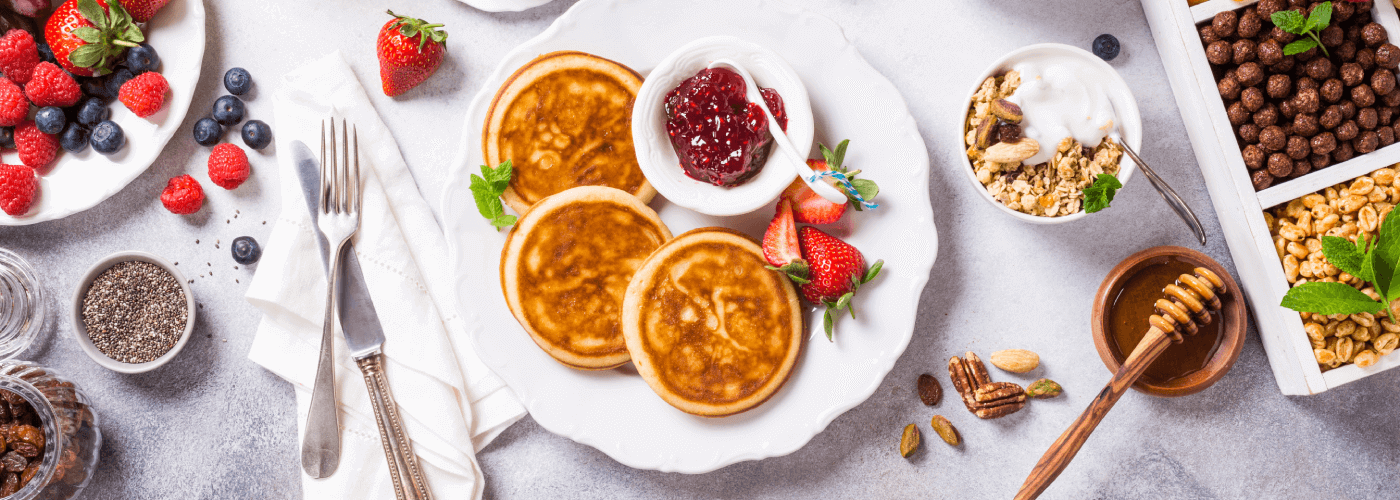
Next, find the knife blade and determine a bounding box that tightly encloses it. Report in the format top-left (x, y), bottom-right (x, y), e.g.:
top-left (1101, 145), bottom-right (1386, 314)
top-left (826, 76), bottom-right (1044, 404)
top-left (291, 140), bottom-right (387, 359)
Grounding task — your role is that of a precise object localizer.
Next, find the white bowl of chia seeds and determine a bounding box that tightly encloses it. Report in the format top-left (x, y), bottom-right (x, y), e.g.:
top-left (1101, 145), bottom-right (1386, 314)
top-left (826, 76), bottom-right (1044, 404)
top-left (71, 251), bottom-right (195, 374)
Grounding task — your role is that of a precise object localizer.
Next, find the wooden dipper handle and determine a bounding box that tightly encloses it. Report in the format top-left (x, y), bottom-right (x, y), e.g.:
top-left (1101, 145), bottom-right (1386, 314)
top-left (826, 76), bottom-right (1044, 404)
top-left (1014, 268), bottom-right (1225, 500)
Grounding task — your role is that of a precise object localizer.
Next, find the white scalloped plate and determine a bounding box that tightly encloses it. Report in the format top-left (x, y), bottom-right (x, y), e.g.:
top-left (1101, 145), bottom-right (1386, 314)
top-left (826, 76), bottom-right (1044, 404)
top-left (0, 0), bottom-right (205, 225)
top-left (458, 0), bottom-right (555, 13)
top-left (441, 0), bottom-right (936, 473)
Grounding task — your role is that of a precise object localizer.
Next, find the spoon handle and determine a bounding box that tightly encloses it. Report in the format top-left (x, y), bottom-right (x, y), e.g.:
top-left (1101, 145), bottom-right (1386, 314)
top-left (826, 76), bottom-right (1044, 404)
top-left (1014, 326), bottom-right (1174, 500)
top-left (1120, 140), bottom-right (1207, 245)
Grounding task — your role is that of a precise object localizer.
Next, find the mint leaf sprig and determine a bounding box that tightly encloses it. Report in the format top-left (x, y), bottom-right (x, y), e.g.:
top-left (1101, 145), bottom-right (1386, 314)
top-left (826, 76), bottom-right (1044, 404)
top-left (1280, 205), bottom-right (1400, 315)
top-left (1272, 1), bottom-right (1332, 57)
top-left (469, 160), bottom-right (517, 230)
top-left (1083, 173), bottom-right (1122, 213)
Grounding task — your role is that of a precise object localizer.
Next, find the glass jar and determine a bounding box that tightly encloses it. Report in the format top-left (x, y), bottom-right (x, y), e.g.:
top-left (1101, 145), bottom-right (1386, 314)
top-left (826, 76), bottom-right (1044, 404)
top-left (0, 361), bottom-right (99, 500)
top-left (0, 249), bottom-right (45, 360)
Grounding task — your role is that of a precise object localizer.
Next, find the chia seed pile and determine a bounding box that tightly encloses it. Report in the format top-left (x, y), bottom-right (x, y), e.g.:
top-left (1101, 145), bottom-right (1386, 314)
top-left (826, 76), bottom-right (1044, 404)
top-left (81, 261), bottom-right (188, 364)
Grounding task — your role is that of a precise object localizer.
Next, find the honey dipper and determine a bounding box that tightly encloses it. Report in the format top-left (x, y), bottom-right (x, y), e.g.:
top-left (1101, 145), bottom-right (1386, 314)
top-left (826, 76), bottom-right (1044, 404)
top-left (1014, 267), bottom-right (1227, 500)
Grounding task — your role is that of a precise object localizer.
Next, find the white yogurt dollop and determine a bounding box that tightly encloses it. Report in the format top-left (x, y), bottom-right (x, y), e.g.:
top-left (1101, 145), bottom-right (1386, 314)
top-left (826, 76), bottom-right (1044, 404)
top-left (1005, 55), bottom-right (1116, 166)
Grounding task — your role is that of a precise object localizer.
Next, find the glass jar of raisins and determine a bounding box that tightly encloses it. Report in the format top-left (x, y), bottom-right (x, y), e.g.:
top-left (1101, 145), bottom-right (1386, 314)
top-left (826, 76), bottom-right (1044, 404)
top-left (0, 361), bottom-right (99, 500)
top-left (0, 249), bottom-right (47, 360)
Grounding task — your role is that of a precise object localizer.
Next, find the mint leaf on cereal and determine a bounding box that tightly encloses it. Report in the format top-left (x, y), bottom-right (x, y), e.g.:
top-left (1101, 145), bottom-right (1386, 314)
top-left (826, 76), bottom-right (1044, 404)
top-left (469, 160), bottom-right (517, 231)
top-left (1271, 10), bottom-right (1307, 34)
top-left (1281, 281), bottom-right (1386, 315)
top-left (1322, 235), bottom-right (1371, 282)
top-left (1306, 1), bottom-right (1331, 32)
top-left (1082, 174), bottom-right (1121, 213)
top-left (1274, 2), bottom-right (1331, 57)
top-left (1284, 38), bottom-right (1319, 56)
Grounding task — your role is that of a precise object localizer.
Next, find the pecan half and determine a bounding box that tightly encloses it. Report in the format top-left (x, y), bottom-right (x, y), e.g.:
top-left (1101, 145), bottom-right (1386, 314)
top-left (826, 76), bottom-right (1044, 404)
top-left (948, 352), bottom-right (997, 414)
top-left (971, 381), bottom-right (1027, 419)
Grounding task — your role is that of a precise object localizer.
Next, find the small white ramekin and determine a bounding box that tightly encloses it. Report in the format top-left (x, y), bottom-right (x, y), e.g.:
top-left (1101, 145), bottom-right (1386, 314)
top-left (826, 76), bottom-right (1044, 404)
top-left (71, 251), bottom-right (195, 374)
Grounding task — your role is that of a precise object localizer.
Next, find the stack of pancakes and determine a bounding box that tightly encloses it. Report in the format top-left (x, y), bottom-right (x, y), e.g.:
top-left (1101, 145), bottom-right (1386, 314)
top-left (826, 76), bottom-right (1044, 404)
top-left (492, 52), bottom-right (804, 418)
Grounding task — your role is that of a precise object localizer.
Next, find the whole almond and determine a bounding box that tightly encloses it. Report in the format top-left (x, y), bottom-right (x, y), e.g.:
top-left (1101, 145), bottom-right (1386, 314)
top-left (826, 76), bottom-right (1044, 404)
top-left (930, 415), bottom-right (961, 446)
top-left (982, 138), bottom-right (1039, 163)
top-left (899, 423), bottom-right (920, 458)
top-left (990, 349), bottom-right (1040, 373)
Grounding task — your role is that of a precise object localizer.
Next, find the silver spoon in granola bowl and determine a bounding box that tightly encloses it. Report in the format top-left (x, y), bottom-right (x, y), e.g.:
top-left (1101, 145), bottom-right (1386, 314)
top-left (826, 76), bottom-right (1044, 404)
top-left (1107, 101), bottom-right (1207, 245)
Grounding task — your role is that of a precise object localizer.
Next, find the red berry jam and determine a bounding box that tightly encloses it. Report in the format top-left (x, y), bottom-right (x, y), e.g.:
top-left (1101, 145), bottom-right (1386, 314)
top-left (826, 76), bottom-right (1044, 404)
top-left (664, 68), bottom-right (787, 187)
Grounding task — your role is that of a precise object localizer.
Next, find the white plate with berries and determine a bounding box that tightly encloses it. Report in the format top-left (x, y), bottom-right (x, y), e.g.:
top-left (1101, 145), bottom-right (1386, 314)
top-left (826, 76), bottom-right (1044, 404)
top-left (0, 0), bottom-right (204, 225)
top-left (440, 0), bottom-right (936, 473)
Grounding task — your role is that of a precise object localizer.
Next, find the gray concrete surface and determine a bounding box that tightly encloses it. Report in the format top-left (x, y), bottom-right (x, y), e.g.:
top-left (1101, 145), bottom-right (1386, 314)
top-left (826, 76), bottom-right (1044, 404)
top-left (0, 0), bottom-right (1396, 498)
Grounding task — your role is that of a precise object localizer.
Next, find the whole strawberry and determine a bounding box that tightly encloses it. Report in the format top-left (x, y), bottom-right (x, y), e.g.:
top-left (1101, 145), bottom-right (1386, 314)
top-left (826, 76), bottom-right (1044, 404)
top-left (0, 163), bottom-right (36, 216)
top-left (0, 77), bottom-right (27, 127)
top-left (376, 10), bottom-right (446, 97)
top-left (25, 62), bottom-right (81, 107)
top-left (797, 226), bottom-right (884, 340)
top-left (207, 143), bottom-right (249, 189)
top-left (45, 0), bottom-right (144, 77)
top-left (119, 0), bottom-right (170, 23)
top-left (0, 29), bottom-right (40, 85)
top-left (14, 121), bottom-right (57, 171)
top-left (118, 71), bottom-right (167, 117)
top-left (160, 174), bottom-right (203, 214)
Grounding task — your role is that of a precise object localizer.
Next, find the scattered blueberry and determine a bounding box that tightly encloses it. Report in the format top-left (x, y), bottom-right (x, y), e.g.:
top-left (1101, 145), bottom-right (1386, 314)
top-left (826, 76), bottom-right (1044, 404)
top-left (60, 123), bottom-right (88, 152)
top-left (90, 120), bottom-right (124, 154)
top-left (241, 120), bottom-right (271, 150)
top-left (231, 236), bottom-right (262, 265)
top-left (1092, 34), bottom-right (1120, 61)
top-left (36, 42), bottom-right (55, 65)
top-left (193, 117), bottom-right (222, 147)
top-left (212, 95), bottom-right (244, 126)
top-left (106, 68), bottom-right (135, 97)
top-left (34, 107), bottom-right (65, 135)
top-left (77, 98), bottom-right (109, 126)
top-left (125, 43), bottom-right (160, 73)
top-left (0, 127), bottom-right (13, 149)
top-left (223, 67), bottom-right (251, 96)
top-left (80, 76), bottom-right (111, 101)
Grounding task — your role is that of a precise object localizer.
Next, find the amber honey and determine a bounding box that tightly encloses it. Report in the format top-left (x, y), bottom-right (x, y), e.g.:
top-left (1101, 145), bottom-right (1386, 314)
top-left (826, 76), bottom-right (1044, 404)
top-left (1107, 256), bottom-right (1224, 384)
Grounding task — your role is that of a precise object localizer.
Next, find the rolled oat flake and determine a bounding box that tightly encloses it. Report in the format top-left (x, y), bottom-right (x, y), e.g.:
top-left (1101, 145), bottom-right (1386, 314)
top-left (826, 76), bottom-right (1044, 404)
top-left (81, 261), bottom-right (188, 364)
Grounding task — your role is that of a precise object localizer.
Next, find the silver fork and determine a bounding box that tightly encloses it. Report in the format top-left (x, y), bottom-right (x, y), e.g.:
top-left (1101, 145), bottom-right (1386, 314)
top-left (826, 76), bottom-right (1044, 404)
top-left (301, 118), bottom-right (361, 478)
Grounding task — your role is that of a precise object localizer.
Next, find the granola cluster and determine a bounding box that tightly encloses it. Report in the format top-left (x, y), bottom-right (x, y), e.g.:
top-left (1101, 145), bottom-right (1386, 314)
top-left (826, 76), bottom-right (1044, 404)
top-left (1266, 168), bottom-right (1400, 371)
top-left (965, 71), bottom-right (1124, 217)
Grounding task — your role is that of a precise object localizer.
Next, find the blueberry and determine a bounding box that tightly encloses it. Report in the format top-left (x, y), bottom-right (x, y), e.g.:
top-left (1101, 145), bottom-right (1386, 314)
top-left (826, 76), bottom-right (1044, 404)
top-left (193, 117), bottom-right (222, 147)
top-left (80, 77), bottom-right (111, 101)
top-left (34, 107), bottom-right (65, 135)
top-left (212, 95), bottom-right (244, 125)
top-left (223, 67), bottom-right (251, 96)
top-left (231, 236), bottom-right (261, 265)
top-left (106, 68), bottom-right (135, 98)
top-left (60, 123), bottom-right (88, 152)
top-left (241, 119), bottom-right (271, 150)
top-left (76, 98), bottom-right (109, 126)
top-left (125, 43), bottom-right (160, 73)
top-left (90, 120), bottom-right (124, 154)
top-left (0, 127), bottom-right (13, 149)
top-left (1092, 34), bottom-right (1120, 61)
top-left (36, 42), bottom-right (55, 65)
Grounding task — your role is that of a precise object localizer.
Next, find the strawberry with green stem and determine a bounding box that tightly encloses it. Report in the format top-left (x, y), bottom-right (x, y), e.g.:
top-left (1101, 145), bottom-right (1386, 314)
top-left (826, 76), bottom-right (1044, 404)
top-left (46, 0), bottom-right (144, 77)
top-left (780, 139), bottom-right (879, 224)
top-left (797, 226), bottom-right (883, 340)
top-left (377, 10), bottom-right (447, 97)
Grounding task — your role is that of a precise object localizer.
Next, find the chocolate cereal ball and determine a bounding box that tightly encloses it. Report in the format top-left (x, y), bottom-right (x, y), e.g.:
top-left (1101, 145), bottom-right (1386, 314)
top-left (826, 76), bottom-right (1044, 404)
top-left (1374, 69), bottom-right (1398, 95)
top-left (1341, 63), bottom-right (1366, 86)
top-left (1376, 44), bottom-right (1400, 69)
top-left (1363, 23), bottom-right (1388, 48)
top-left (1305, 57), bottom-right (1334, 80)
top-left (1342, 101), bottom-right (1358, 119)
top-left (1287, 135), bottom-right (1312, 159)
top-left (1219, 73), bottom-right (1242, 99)
top-left (1352, 84), bottom-right (1376, 107)
top-left (1335, 141), bottom-right (1356, 162)
top-left (1260, 125), bottom-right (1287, 150)
top-left (1338, 120), bottom-right (1360, 141)
top-left (1271, 56), bottom-right (1297, 74)
top-left (1259, 39), bottom-right (1285, 65)
top-left (1358, 48), bottom-right (1377, 70)
top-left (1237, 62), bottom-right (1265, 86)
top-left (1240, 123), bottom-right (1262, 143)
top-left (1380, 106), bottom-right (1395, 126)
top-left (1322, 105), bottom-right (1344, 129)
top-left (1229, 101), bottom-right (1251, 125)
top-left (1334, 0), bottom-right (1355, 22)
top-left (1234, 39), bottom-right (1259, 65)
top-left (1311, 153), bottom-right (1330, 169)
top-left (1268, 152), bottom-right (1294, 177)
top-left (1207, 40), bottom-right (1232, 65)
top-left (1213, 10), bottom-right (1239, 38)
top-left (1267, 74), bottom-right (1292, 99)
top-left (1386, 89), bottom-right (1400, 107)
top-left (1200, 25), bottom-right (1220, 44)
top-left (1242, 87), bottom-right (1266, 111)
top-left (1297, 77), bottom-right (1319, 92)
top-left (1272, 26), bottom-right (1298, 45)
top-left (1252, 169), bottom-right (1274, 190)
top-left (1280, 99), bottom-right (1298, 119)
top-left (1239, 10), bottom-right (1263, 39)
top-left (1337, 40), bottom-right (1359, 62)
top-left (1257, 0), bottom-right (1286, 18)
top-left (1243, 144), bottom-right (1266, 169)
top-left (1322, 78), bottom-right (1345, 102)
top-left (1359, 107), bottom-right (1379, 129)
top-left (1294, 112), bottom-right (1320, 136)
top-left (1357, 130), bottom-right (1381, 153)
top-left (1380, 126), bottom-right (1396, 146)
top-left (1256, 104), bottom-right (1281, 127)
top-left (1312, 132), bottom-right (1338, 155)
top-left (1295, 87), bottom-right (1321, 114)
top-left (1322, 25), bottom-right (1345, 48)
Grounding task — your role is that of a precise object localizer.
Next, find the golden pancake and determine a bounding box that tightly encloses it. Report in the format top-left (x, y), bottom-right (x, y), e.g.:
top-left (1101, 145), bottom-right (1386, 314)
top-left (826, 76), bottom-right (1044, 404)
top-left (622, 228), bottom-right (804, 417)
top-left (501, 186), bottom-right (672, 370)
top-left (484, 51), bottom-right (655, 215)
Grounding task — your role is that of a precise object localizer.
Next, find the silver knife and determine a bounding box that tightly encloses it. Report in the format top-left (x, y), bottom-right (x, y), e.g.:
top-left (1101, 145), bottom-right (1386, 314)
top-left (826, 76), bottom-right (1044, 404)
top-left (292, 141), bottom-right (434, 499)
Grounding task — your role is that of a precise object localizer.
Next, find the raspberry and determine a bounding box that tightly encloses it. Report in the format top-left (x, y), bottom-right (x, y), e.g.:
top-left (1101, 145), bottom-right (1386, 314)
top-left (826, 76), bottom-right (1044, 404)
top-left (160, 174), bottom-right (204, 214)
top-left (0, 29), bottom-right (39, 86)
top-left (0, 77), bottom-right (25, 127)
top-left (207, 143), bottom-right (250, 189)
top-left (24, 62), bottom-right (80, 107)
top-left (118, 72), bottom-right (169, 118)
top-left (14, 121), bottom-right (56, 171)
top-left (0, 163), bottom-right (36, 216)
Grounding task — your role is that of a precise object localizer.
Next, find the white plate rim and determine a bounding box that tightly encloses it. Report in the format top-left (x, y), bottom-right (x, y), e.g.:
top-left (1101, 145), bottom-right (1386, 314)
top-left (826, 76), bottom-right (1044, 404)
top-left (440, 0), bottom-right (937, 473)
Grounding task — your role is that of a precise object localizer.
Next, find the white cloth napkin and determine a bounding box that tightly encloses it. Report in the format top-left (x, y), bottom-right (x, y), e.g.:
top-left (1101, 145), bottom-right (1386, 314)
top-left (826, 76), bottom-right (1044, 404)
top-left (245, 51), bottom-right (525, 500)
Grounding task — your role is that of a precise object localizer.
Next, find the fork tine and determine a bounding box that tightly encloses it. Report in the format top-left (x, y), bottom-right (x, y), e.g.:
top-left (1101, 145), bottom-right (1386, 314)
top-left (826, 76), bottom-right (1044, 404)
top-left (352, 124), bottom-right (360, 213)
top-left (330, 119), bottom-right (339, 214)
top-left (320, 119), bottom-right (329, 213)
top-left (340, 118), bottom-right (350, 214)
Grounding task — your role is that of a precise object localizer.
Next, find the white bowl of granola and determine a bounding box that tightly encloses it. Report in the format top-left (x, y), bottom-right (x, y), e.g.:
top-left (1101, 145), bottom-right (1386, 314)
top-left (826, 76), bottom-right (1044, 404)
top-left (959, 43), bottom-right (1141, 224)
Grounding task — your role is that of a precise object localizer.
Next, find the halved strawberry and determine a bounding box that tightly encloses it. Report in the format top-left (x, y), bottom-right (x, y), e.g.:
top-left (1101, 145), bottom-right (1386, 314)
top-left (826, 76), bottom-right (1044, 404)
top-left (780, 139), bottom-right (880, 224)
top-left (762, 199), bottom-right (809, 283)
